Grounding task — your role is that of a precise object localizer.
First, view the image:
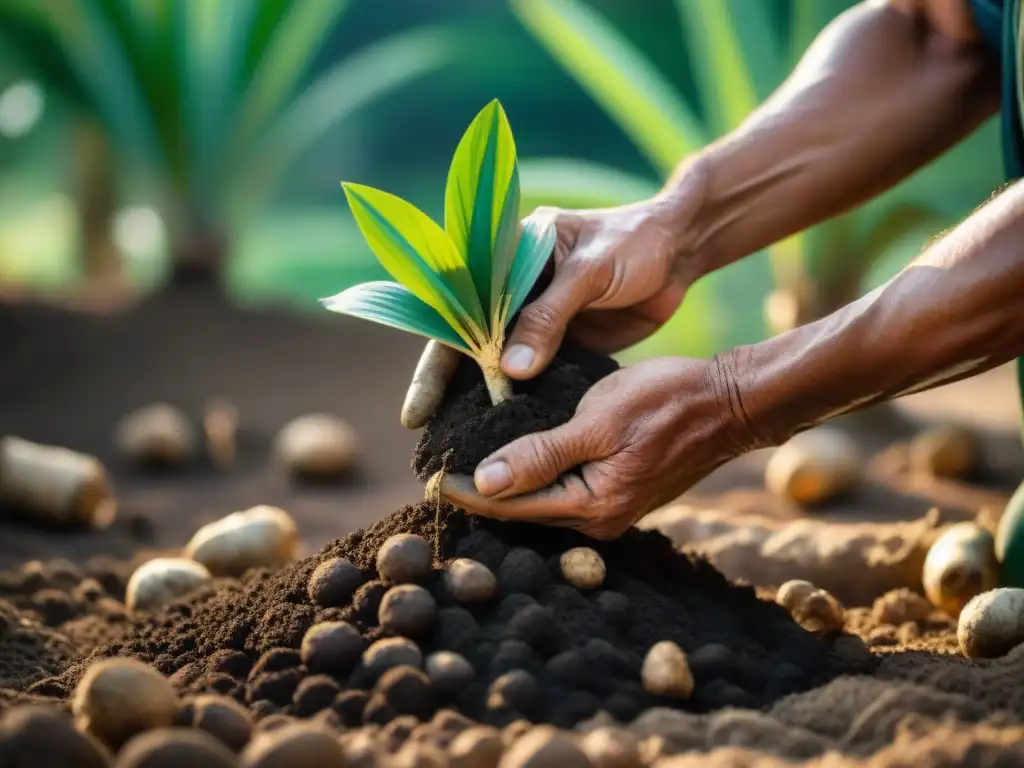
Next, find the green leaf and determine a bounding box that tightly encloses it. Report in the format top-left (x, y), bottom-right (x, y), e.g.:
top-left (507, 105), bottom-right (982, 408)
top-left (790, 0), bottom-right (851, 59)
top-left (444, 99), bottom-right (519, 317)
top-left (320, 281), bottom-right (472, 353)
top-left (674, 0), bottom-right (779, 132)
top-left (510, 0), bottom-right (706, 175)
top-left (505, 214), bottom-right (558, 321)
top-left (519, 158), bottom-right (661, 210)
top-left (342, 182), bottom-right (485, 341)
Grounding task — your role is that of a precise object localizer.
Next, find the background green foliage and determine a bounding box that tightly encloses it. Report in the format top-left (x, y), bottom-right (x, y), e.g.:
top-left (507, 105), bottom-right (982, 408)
top-left (0, 0), bottom-right (1005, 359)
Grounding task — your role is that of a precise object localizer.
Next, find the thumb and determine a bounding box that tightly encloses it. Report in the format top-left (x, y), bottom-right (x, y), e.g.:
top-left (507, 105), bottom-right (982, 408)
top-left (502, 265), bottom-right (595, 380)
top-left (473, 418), bottom-right (598, 498)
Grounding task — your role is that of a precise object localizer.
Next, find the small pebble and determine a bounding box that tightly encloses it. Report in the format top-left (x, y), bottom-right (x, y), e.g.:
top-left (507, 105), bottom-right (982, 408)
top-left (240, 722), bottom-right (345, 767)
top-left (579, 726), bottom-right (641, 768)
top-left (445, 558), bottom-right (498, 603)
top-left (498, 725), bottom-right (590, 768)
top-left (362, 637), bottom-right (424, 681)
top-left (449, 725), bottom-right (505, 768)
top-left (488, 670), bottom-right (541, 718)
top-left (559, 548), bottom-right (606, 590)
top-left (958, 587), bottom-right (1024, 658)
top-left (185, 505), bottom-right (300, 578)
top-left (368, 665), bottom-right (436, 722)
top-left (293, 676), bottom-right (341, 718)
top-left (275, 413), bottom-right (360, 480)
top-left (377, 534), bottom-right (433, 585)
top-left (0, 705), bottom-right (111, 767)
top-left (379, 584), bottom-right (438, 637)
top-left (641, 641), bottom-right (694, 699)
top-left (425, 651), bottom-right (475, 695)
top-left (125, 558), bottom-right (211, 612)
top-left (192, 694), bottom-right (253, 752)
top-left (115, 403), bottom-right (195, 467)
top-left (72, 658), bottom-right (178, 749)
top-left (115, 727), bottom-right (237, 768)
top-left (301, 621), bottom-right (364, 675)
top-left (307, 557), bottom-right (364, 608)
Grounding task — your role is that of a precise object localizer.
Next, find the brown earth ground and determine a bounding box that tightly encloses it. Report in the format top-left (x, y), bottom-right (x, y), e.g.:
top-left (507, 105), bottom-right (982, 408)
top-left (2, 288), bottom-right (1024, 765)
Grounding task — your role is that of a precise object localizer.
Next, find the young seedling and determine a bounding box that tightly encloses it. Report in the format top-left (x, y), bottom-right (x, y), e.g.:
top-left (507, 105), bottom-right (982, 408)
top-left (320, 100), bottom-right (556, 405)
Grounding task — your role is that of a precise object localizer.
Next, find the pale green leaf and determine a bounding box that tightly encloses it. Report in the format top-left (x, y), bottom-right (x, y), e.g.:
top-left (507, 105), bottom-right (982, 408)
top-left (790, 0), bottom-right (850, 59)
top-left (519, 158), bottom-right (661, 210)
top-left (505, 214), bottom-right (558, 322)
top-left (674, 0), bottom-right (776, 133)
top-left (320, 281), bottom-right (471, 353)
top-left (444, 99), bottom-right (519, 316)
top-left (510, 0), bottom-right (706, 175)
top-left (342, 183), bottom-right (485, 339)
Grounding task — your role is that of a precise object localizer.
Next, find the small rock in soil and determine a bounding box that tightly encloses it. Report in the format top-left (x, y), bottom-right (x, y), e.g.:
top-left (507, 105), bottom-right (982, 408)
top-left (115, 402), bottom-right (196, 468)
top-left (425, 651), bottom-right (475, 696)
top-left (240, 722), bottom-right (345, 767)
top-left (293, 675), bottom-right (341, 717)
top-left (72, 658), bottom-right (178, 750)
top-left (958, 587), bottom-right (1024, 658)
top-left (0, 705), bottom-right (111, 768)
top-left (307, 558), bottom-right (363, 608)
top-left (368, 665), bottom-right (436, 722)
top-left (379, 584), bottom-right (437, 637)
top-left (377, 534), bottom-right (433, 585)
top-left (275, 413), bottom-right (360, 482)
top-left (488, 670), bottom-right (542, 719)
top-left (362, 637), bottom-right (424, 681)
top-left (642, 642), bottom-right (694, 700)
top-left (559, 548), bottom-right (606, 590)
top-left (301, 621), bottom-right (363, 675)
top-left (191, 694), bottom-right (253, 752)
top-left (115, 727), bottom-right (237, 768)
top-left (444, 558), bottom-right (498, 604)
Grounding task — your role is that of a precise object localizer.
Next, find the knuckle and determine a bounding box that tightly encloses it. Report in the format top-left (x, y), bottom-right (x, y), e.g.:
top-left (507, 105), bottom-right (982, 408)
top-left (519, 301), bottom-right (566, 338)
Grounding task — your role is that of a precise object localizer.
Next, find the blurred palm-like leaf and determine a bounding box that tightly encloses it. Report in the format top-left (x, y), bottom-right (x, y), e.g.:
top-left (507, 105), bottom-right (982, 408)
top-left (0, 0), bottom-right (451, 276)
top-left (510, 0), bottom-right (1002, 359)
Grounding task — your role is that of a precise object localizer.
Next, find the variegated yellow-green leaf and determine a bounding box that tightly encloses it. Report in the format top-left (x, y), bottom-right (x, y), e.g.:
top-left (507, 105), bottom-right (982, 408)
top-left (505, 213), bottom-right (558, 320)
top-left (320, 281), bottom-right (472, 352)
top-left (342, 182), bottom-right (485, 339)
top-left (444, 99), bottom-right (520, 319)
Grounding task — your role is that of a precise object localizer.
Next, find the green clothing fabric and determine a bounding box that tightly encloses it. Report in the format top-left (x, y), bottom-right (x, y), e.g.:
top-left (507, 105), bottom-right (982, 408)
top-left (968, 0), bottom-right (1024, 433)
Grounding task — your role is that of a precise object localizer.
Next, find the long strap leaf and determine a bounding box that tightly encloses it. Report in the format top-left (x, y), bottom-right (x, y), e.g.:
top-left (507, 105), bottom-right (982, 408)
top-left (505, 214), bottom-right (558, 322)
top-left (320, 281), bottom-right (472, 353)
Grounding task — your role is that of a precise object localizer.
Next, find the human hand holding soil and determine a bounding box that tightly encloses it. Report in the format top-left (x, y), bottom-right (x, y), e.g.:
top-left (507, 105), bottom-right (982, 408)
top-left (400, 191), bottom-right (705, 430)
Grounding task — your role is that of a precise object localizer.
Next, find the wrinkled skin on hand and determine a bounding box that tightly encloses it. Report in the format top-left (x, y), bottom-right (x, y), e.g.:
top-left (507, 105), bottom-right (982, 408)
top-left (437, 357), bottom-right (750, 540)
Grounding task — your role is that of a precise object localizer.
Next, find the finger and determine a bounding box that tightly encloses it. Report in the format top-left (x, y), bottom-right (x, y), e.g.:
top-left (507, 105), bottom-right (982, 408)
top-left (439, 472), bottom-right (593, 523)
top-left (502, 266), bottom-right (594, 380)
top-left (400, 340), bottom-right (462, 429)
top-left (473, 418), bottom-right (604, 498)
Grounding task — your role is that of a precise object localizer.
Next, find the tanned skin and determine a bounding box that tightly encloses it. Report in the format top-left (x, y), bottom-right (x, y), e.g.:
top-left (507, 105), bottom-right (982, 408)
top-left (401, 0), bottom-right (1022, 539)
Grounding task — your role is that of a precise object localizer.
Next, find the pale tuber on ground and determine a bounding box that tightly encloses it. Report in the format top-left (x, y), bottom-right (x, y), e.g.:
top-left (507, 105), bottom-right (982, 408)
top-left (274, 413), bottom-right (360, 481)
top-left (775, 579), bottom-right (846, 635)
top-left (923, 521), bottom-right (999, 618)
top-left (559, 547), bottom-right (606, 590)
top-left (0, 435), bottom-right (116, 528)
top-left (72, 658), bottom-right (178, 749)
top-left (125, 557), bottom-right (212, 612)
top-left (764, 428), bottom-right (864, 506)
top-left (115, 402), bottom-right (195, 467)
top-left (957, 587), bottom-right (1024, 658)
top-left (641, 641), bottom-right (694, 699)
top-left (908, 425), bottom-right (980, 480)
top-left (184, 505), bottom-right (300, 577)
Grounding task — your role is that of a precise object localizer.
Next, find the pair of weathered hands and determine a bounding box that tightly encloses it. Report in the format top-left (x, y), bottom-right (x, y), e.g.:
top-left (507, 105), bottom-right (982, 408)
top-left (400, 195), bottom-right (744, 541)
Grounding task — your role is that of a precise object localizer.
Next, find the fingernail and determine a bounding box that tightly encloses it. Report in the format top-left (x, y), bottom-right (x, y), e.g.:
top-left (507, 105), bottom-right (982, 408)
top-left (503, 344), bottom-right (535, 375)
top-left (475, 460), bottom-right (512, 496)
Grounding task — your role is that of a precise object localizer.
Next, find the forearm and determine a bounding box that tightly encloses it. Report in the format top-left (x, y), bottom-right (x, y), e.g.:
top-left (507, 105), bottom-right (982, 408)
top-left (664, 0), bottom-right (998, 272)
top-left (718, 180), bottom-right (1024, 450)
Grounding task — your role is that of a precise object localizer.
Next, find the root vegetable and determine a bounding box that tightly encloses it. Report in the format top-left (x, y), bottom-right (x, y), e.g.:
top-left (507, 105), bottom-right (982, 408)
top-left (379, 584), bottom-right (438, 637)
top-left (764, 428), bottom-right (864, 506)
top-left (377, 533), bottom-right (433, 585)
top-left (0, 435), bottom-right (115, 528)
top-left (185, 505), bottom-right (299, 577)
top-left (444, 558), bottom-right (497, 603)
top-left (559, 547), bottom-right (606, 590)
top-left (923, 522), bottom-right (998, 618)
top-left (996, 482), bottom-right (1024, 588)
top-left (641, 641), bottom-right (694, 699)
top-left (958, 588), bottom-right (1024, 658)
top-left (126, 557), bottom-right (211, 612)
top-left (240, 722), bottom-right (345, 768)
top-left (0, 705), bottom-right (111, 767)
top-left (275, 413), bottom-right (359, 480)
top-left (72, 658), bottom-right (177, 749)
top-left (775, 580), bottom-right (845, 636)
top-left (204, 398), bottom-right (238, 470)
top-left (115, 403), bottom-right (195, 467)
top-left (908, 425), bottom-right (979, 479)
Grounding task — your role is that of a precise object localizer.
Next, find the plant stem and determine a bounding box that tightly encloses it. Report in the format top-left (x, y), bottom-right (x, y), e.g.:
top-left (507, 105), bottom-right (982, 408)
top-left (484, 368), bottom-right (513, 405)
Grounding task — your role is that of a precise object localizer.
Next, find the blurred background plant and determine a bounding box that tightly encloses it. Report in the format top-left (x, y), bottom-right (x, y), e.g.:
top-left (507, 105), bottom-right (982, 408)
top-left (0, 0), bottom-right (1004, 347)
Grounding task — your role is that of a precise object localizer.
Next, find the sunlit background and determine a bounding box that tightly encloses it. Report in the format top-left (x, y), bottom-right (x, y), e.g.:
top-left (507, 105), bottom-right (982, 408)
top-left (0, 0), bottom-right (1004, 361)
